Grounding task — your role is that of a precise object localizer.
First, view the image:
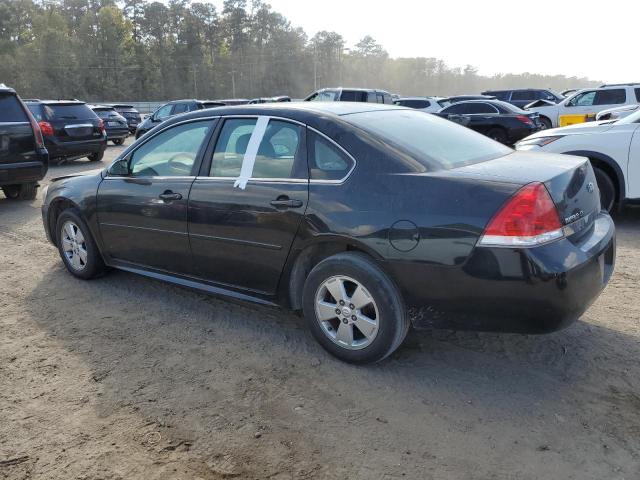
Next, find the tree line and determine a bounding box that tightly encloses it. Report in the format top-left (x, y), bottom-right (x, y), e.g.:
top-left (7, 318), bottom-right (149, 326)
top-left (0, 0), bottom-right (601, 102)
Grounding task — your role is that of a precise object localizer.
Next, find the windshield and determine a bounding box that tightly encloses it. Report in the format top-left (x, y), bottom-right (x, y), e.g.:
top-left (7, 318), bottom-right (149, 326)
top-left (345, 109), bottom-right (512, 170)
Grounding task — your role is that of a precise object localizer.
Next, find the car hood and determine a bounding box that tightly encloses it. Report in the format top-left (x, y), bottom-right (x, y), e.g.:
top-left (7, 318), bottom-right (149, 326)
top-left (51, 168), bottom-right (104, 183)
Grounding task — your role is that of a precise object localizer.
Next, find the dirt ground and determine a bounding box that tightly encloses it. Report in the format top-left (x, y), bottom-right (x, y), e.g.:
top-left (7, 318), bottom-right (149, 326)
top-left (1, 138), bottom-right (639, 479)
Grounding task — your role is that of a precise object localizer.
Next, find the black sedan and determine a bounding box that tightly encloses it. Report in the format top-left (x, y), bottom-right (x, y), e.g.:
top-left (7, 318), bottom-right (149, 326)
top-left (41, 103), bottom-right (615, 364)
top-left (436, 99), bottom-right (543, 144)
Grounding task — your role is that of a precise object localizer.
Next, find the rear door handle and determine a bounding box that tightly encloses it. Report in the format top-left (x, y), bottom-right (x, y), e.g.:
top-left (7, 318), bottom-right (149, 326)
top-left (270, 198), bottom-right (303, 209)
top-left (159, 191), bottom-right (182, 201)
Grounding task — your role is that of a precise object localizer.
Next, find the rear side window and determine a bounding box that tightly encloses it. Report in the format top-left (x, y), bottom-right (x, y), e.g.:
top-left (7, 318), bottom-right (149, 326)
top-left (594, 89), bottom-right (626, 105)
top-left (511, 90), bottom-right (534, 101)
top-left (43, 104), bottom-right (95, 120)
top-left (346, 109), bottom-right (512, 170)
top-left (491, 91), bottom-right (511, 101)
top-left (308, 130), bottom-right (354, 181)
top-left (464, 103), bottom-right (498, 114)
top-left (173, 103), bottom-right (189, 114)
top-left (340, 90), bottom-right (367, 102)
top-left (398, 99), bottom-right (431, 109)
top-left (0, 94), bottom-right (28, 122)
top-left (636, 88), bottom-right (640, 102)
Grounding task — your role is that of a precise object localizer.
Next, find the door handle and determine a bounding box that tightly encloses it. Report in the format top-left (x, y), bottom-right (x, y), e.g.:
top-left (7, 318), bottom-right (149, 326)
top-left (159, 191), bottom-right (182, 201)
top-left (270, 197), bottom-right (303, 209)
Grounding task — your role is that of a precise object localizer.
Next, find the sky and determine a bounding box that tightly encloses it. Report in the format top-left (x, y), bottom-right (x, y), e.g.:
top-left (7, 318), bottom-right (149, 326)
top-left (207, 0), bottom-right (637, 83)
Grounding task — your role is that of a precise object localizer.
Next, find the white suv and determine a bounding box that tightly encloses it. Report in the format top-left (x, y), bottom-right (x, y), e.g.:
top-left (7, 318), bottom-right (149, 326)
top-left (527, 83), bottom-right (640, 129)
top-left (516, 109), bottom-right (640, 211)
top-left (393, 97), bottom-right (444, 113)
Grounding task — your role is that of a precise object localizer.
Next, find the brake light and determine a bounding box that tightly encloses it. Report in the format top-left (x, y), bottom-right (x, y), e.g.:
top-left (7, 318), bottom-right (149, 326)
top-left (98, 119), bottom-right (105, 133)
top-left (516, 115), bottom-right (534, 125)
top-left (38, 121), bottom-right (54, 137)
top-left (479, 182), bottom-right (564, 247)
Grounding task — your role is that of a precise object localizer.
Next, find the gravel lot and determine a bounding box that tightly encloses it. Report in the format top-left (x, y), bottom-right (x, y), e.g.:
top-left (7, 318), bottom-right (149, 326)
top-left (1, 138), bottom-right (639, 479)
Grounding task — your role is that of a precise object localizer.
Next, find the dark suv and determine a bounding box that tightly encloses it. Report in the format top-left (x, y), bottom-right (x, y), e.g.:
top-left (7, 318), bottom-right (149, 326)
top-left (89, 105), bottom-right (129, 145)
top-left (481, 89), bottom-right (563, 108)
top-left (25, 100), bottom-right (107, 164)
top-left (0, 85), bottom-right (48, 200)
top-left (135, 99), bottom-right (226, 139)
top-left (110, 104), bottom-right (142, 133)
top-left (304, 88), bottom-right (394, 104)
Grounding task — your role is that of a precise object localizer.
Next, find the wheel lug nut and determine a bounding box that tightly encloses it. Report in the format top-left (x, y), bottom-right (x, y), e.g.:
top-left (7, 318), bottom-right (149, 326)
top-left (349, 304), bottom-right (355, 309)
top-left (339, 300), bottom-right (345, 306)
top-left (342, 318), bottom-right (348, 324)
top-left (351, 315), bottom-right (357, 321)
top-left (335, 308), bottom-right (341, 315)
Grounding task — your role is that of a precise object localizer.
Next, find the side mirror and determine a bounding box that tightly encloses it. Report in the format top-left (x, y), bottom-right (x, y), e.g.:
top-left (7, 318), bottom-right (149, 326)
top-left (108, 157), bottom-right (130, 176)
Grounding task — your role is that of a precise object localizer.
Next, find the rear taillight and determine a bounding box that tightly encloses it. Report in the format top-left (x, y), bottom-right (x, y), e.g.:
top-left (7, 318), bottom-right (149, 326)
top-left (38, 121), bottom-right (54, 137)
top-left (516, 115), bottom-right (534, 126)
top-left (479, 182), bottom-right (564, 247)
top-left (98, 119), bottom-right (105, 133)
top-left (20, 100), bottom-right (46, 149)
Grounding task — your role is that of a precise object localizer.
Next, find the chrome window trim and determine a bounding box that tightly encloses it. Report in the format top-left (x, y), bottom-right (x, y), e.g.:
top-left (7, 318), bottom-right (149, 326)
top-left (65, 123), bottom-right (94, 129)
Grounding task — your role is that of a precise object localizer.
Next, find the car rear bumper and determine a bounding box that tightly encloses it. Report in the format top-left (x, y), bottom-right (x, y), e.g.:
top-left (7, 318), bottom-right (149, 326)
top-left (0, 151), bottom-right (49, 186)
top-left (392, 212), bottom-right (615, 333)
top-left (105, 127), bottom-right (129, 140)
top-left (45, 137), bottom-right (107, 160)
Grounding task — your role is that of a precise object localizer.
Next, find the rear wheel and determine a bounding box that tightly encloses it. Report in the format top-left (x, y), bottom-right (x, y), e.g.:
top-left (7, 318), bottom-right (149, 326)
top-left (56, 209), bottom-right (106, 279)
top-left (487, 128), bottom-right (508, 144)
top-left (112, 138), bottom-right (124, 146)
top-left (593, 167), bottom-right (616, 212)
top-left (2, 182), bottom-right (38, 200)
top-left (302, 252), bottom-right (409, 364)
top-left (88, 151), bottom-right (104, 162)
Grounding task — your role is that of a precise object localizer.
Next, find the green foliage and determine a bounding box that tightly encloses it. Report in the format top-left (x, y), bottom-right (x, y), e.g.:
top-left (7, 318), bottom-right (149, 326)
top-left (0, 0), bottom-right (600, 100)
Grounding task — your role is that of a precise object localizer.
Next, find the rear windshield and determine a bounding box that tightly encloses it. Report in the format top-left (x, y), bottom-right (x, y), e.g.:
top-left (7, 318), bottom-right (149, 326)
top-left (0, 94), bottom-right (28, 122)
top-left (93, 108), bottom-right (119, 118)
top-left (42, 103), bottom-right (96, 120)
top-left (345, 109), bottom-right (512, 170)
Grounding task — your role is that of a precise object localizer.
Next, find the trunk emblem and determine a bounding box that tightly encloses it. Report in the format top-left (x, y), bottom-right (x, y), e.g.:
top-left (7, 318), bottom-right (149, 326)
top-left (586, 182), bottom-right (595, 193)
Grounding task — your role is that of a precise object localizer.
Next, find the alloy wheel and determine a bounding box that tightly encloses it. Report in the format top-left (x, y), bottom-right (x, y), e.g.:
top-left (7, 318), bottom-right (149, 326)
top-left (314, 275), bottom-right (379, 350)
top-left (61, 221), bottom-right (88, 271)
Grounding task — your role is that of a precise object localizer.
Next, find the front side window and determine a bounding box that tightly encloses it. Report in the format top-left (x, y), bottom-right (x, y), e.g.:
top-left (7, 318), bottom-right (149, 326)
top-left (308, 90), bottom-right (339, 102)
top-left (465, 103), bottom-right (498, 114)
top-left (210, 118), bottom-right (305, 179)
top-left (154, 103), bottom-right (174, 120)
top-left (172, 103), bottom-right (189, 114)
top-left (511, 91), bottom-right (534, 101)
top-left (568, 91), bottom-right (596, 107)
top-left (308, 130), bottom-right (354, 181)
top-left (128, 120), bottom-right (214, 177)
top-left (440, 104), bottom-right (466, 114)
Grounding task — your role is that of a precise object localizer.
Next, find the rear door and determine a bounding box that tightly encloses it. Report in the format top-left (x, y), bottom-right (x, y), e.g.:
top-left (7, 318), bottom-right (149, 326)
top-left (561, 89), bottom-right (627, 126)
top-left (97, 118), bottom-right (216, 274)
top-left (188, 116), bottom-right (309, 295)
top-left (0, 93), bottom-right (36, 169)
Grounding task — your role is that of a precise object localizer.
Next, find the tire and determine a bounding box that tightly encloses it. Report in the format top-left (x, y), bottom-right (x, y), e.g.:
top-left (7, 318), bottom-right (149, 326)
top-left (539, 116), bottom-right (552, 130)
top-left (487, 128), bottom-right (508, 144)
top-left (55, 208), bottom-right (106, 280)
top-left (112, 138), bottom-right (124, 146)
top-left (593, 167), bottom-right (616, 212)
top-left (2, 182), bottom-right (38, 200)
top-left (302, 252), bottom-right (409, 364)
top-left (88, 151), bottom-right (104, 162)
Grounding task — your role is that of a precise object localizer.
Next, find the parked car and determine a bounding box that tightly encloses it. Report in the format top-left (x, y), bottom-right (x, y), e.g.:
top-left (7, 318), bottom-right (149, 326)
top-left (436, 99), bottom-right (543, 144)
top-left (213, 98), bottom-right (250, 106)
top-left (42, 103), bottom-right (615, 364)
top-left (393, 96), bottom-right (444, 113)
top-left (109, 104), bottom-right (142, 133)
top-left (438, 95), bottom-right (496, 108)
top-left (25, 99), bottom-right (106, 164)
top-left (516, 108), bottom-right (640, 212)
top-left (481, 89), bottom-right (563, 109)
top-left (525, 83), bottom-right (640, 129)
top-left (0, 84), bottom-right (48, 200)
top-left (596, 104), bottom-right (640, 121)
top-left (304, 88), bottom-right (393, 104)
top-left (135, 99), bottom-right (226, 139)
top-left (89, 105), bottom-right (129, 145)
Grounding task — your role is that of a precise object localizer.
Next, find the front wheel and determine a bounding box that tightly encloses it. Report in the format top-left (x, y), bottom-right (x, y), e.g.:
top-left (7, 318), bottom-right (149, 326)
top-left (302, 252), bottom-right (409, 364)
top-left (539, 117), bottom-right (552, 130)
top-left (56, 209), bottom-right (106, 279)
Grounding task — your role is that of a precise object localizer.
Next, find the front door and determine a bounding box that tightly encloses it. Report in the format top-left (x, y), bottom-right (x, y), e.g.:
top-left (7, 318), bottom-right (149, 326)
top-left (188, 116), bottom-right (309, 295)
top-left (627, 124), bottom-right (640, 199)
top-left (97, 118), bottom-right (216, 274)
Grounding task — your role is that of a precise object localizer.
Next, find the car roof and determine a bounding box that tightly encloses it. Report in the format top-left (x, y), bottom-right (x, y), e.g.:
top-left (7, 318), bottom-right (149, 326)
top-left (396, 96), bottom-right (442, 101)
top-left (0, 84), bottom-right (16, 94)
top-left (162, 102), bottom-right (406, 127)
top-left (88, 104), bottom-right (116, 109)
top-left (24, 99), bottom-right (86, 105)
top-left (444, 99), bottom-right (523, 111)
top-left (110, 104), bottom-right (136, 108)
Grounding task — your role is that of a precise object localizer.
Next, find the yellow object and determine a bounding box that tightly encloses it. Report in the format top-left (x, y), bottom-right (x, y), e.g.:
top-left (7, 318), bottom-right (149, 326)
top-left (559, 113), bottom-right (596, 127)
